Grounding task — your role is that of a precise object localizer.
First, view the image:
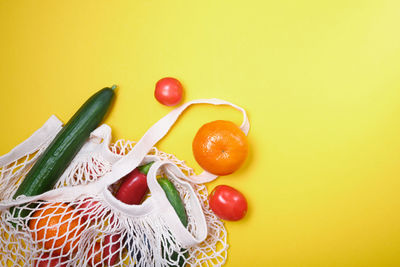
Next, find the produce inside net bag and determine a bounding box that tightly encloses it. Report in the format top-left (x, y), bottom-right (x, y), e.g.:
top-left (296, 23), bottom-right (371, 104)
top-left (0, 94), bottom-right (249, 266)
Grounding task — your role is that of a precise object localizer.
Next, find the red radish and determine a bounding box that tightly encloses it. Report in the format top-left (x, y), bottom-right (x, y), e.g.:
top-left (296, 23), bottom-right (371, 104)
top-left (115, 162), bottom-right (153, 205)
top-left (35, 253), bottom-right (68, 267)
top-left (87, 234), bottom-right (121, 267)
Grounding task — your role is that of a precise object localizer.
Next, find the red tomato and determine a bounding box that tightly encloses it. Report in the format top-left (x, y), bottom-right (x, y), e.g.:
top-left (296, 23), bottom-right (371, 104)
top-left (76, 198), bottom-right (101, 222)
top-left (154, 77), bottom-right (183, 106)
top-left (102, 234), bottom-right (120, 265)
top-left (87, 242), bottom-right (102, 267)
top-left (115, 169), bottom-right (148, 205)
top-left (87, 234), bottom-right (121, 267)
top-left (209, 185), bottom-right (248, 221)
top-left (84, 159), bottom-right (103, 180)
top-left (35, 253), bottom-right (68, 267)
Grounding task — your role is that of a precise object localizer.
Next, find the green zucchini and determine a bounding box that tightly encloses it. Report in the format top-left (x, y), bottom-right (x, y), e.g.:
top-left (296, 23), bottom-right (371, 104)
top-left (158, 177), bottom-right (188, 267)
top-left (13, 86), bottom-right (115, 209)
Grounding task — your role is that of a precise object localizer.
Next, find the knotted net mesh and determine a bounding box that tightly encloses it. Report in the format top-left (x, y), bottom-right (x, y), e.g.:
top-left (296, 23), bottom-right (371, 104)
top-left (0, 139), bottom-right (228, 266)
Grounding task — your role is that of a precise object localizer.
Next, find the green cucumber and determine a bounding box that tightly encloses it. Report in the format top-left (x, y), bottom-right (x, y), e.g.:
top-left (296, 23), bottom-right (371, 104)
top-left (158, 177), bottom-right (188, 267)
top-left (12, 86), bottom-right (115, 217)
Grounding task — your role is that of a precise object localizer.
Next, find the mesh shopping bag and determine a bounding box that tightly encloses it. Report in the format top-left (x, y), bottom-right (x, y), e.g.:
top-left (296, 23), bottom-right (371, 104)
top-left (0, 99), bottom-right (249, 266)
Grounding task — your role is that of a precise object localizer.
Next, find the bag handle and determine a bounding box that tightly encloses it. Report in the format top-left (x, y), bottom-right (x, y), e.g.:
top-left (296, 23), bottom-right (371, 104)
top-left (0, 99), bottom-right (249, 207)
top-left (102, 98), bottom-right (249, 186)
top-left (0, 115), bottom-right (62, 167)
top-left (146, 160), bottom-right (208, 247)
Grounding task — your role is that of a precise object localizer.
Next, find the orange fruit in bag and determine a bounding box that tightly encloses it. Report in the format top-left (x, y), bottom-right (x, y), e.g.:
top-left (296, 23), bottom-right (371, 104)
top-left (29, 202), bottom-right (84, 255)
top-left (192, 120), bottom-right (249, 176)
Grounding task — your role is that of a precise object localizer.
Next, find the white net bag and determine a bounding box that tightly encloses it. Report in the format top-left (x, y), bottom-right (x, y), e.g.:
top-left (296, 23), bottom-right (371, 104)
top-left (0, 99), bottom-right (249, 266)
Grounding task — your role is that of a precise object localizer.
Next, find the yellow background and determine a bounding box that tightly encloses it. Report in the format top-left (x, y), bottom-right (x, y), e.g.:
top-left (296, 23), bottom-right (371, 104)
top-left (1, 0), bottom-right (400, 266)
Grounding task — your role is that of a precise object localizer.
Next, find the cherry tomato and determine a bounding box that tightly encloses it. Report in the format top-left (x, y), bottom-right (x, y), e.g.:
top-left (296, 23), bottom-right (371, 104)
top-left (209, 185), bottom-right (248, 221)
top-left (154, 77), bottom-right (183, 106)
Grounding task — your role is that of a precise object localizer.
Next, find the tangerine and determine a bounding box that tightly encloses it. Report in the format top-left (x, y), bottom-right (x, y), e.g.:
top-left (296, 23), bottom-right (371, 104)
top-left (29, 202), bottom-right (84, 255)
top-left (192, 120), bottom-right (249, 175)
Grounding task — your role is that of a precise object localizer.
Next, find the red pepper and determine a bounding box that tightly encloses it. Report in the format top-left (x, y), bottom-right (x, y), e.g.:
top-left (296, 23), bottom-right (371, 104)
top-left (115, 162), bottom-right (153, 205)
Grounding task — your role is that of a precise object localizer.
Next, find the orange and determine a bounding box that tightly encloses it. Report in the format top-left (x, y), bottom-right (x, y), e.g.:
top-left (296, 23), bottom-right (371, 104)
top-left (192, 120), bottom-right (249, 176)
top-left (29, 202), bottom-right (84, 256)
